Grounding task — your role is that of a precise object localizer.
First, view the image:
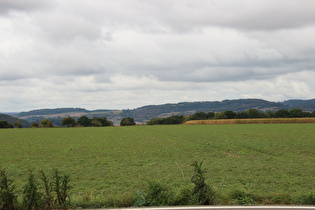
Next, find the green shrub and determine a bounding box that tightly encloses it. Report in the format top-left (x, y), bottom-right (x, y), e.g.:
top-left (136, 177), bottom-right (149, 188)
top-left (301, 193), bottom-right (315, 205)
top-left (174, 188), bottom-right (193, 205)
top-left (39, 170), bottom-right (53, 209)
top-left (229, 189), bottom-right (255, 205)
top-left (134, 181), bottom-right (173, 206)
top-left (23, 170), bottom-right (42, 210)
top-left (0, 169), bottom-right (18, 210)
top-left (190, 161), bottom-right (215, 205)
top-left (52, 169), bottom-right (72, 209)
top-left (269, 193), bottom-right (292, 204)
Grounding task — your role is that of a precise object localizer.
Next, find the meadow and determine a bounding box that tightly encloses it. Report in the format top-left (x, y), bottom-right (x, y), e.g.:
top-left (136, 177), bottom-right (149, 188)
top-left (0, 124), bottom-right (314, 206)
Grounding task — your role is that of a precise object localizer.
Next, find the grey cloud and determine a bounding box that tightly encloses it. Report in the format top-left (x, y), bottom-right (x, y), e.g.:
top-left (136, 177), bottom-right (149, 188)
top-left (1, 0), bottom-right (315, 112)
top-left (68, 0), bottom-right (315, 32)
top-left (36, 13), bottom-right (102, 42)
top-left (0, 0), bottom-right (53, 14)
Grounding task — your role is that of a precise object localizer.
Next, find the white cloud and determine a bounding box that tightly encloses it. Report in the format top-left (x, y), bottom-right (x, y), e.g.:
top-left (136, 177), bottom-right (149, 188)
top-left (0, 0), bottom-right (315, 112)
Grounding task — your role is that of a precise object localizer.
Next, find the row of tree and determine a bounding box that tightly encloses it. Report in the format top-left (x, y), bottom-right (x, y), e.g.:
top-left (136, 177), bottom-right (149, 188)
top-left (1, 116), bottom-right (137, 129)
top-left (2, 108), bottom-right (315, 128)
top-left (0, 120), bottom-right (22, 128)
top-left (146, 108), bottom-right (315, 125)
top-left (32, 116), bottom-right (136, 127)
top-left (61, 116), bottom-right (113, 127)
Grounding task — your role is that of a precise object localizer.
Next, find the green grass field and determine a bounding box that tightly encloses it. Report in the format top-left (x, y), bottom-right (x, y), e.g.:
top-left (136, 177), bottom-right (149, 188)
top-left (0, 124), bottom-right (314, 204)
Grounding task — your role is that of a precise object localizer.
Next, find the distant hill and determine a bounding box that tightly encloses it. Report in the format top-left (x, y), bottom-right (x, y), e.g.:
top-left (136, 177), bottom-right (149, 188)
top-left (280, 99), bottom-right (315, 111)
top-left (0, 114), bottom-right (30, 128)
top-left (8, 98), bottom-right (315, 125)
top-left (121, 99), bottom-right (287, 122)
top-left (18, 108), bottom-right (89, 117)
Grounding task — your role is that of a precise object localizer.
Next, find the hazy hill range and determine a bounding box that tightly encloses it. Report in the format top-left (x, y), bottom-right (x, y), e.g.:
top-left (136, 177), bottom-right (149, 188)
top-left (8, 98), bottom-right (315, 125)
top-left (0, 114), bottom-right (30, 127)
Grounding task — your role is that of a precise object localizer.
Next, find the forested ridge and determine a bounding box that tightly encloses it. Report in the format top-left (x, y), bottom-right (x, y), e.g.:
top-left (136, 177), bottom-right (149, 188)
top-left (2, 98), bottom-right (315, 126)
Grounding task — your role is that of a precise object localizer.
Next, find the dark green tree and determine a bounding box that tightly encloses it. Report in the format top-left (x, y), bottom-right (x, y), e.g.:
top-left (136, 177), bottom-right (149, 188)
top-left (206, 112), bottom-right (215, 119)
top-left (236, 111), bottom-right (249, 119)
top-left (0, 120), bottom-right (13, 129)
top-left (224, 111), bottom-right (237, 119)
top-left (77, 116), bottom-right (91, 127)
top-left (61, 117), bottom-right (76, 127)
top-left (274, 109), bottom-right (290, 118)
top-left (214, 112), bottom-right (227, 119)
top-left (247, 109), bottom-right (261, 118)
top-left (189, 112), bottom-right (207, 120)
top-left (289, 108), bottom-right (303, 118)
top-left (120, 117), bottom-right (136, 126)
top-left (92, 117), bottom-right (113, 126)
top-left (146, 117), bottom-right (161, 125)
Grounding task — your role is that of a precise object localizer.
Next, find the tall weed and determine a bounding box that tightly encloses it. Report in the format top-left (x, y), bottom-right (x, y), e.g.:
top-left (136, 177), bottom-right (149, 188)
top-left (134, 181), bottom-right (173, 206)
top-left (23, 170), bottom-right (42, 210)
top-left (0, 169), bottom-right (17, 210)
top-left (190, 161), bottom-right (215, 205)
top-left (39, 170), bottom-right (53, 209)
top-left (52, 169), bottom-right (71, 209)
top-left (229, 189), bottom-right (255, 205)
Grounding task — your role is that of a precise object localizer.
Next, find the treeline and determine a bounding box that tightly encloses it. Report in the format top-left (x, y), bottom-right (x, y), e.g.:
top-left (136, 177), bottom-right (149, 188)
top-left (0, 116), bottom-right (137, 129)
top-left (0, 120), bottom-right (22, 129)
top-left (146, 108), bottom-right (315, 125)
top-left (31, 116), bottom-right (136, 128)
top-left (27, 116), bottom-right (113, 128)
top-left (61, 116), bottom-right (113, 127)
top-left (0, 169), bottom-right (71, 210)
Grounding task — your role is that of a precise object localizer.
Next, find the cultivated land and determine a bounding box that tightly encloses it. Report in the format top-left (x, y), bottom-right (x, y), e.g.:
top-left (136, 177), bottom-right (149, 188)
top-left (0, 124), bottom-right (314, 204)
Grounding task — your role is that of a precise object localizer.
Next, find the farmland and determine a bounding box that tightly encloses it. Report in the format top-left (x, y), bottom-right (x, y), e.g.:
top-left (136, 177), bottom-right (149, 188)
top-left (0, 124), bottom-right (314, 205)
top-left (184, 118), bottom-right (315, 125)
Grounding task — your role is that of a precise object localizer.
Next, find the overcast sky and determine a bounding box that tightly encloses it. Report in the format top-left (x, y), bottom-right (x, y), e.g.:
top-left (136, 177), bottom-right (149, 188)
top-left (1, 0), bottom-right (315, 112)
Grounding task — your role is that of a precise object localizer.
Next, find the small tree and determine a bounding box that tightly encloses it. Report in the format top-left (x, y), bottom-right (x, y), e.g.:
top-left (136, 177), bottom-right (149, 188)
top-left (120, 117), bottom-right (136, 126)
top-left (247, 109), bottom-right (261, 118)
top-left (14, 121), bottom-right (22, 128)
top-left (30, 122), bottom-right (39, 128)
top-left (77, 116), bottom-right (91, 127)
top-left (214, 112), bottom-right (227, 119)
top-left (146, 117), bottom-right (161, 125)
top-left (206, 112), bottom-right (215, 119)
top-left (93, 117), bottom-right (113, 126)
top-left (0, 120), bottom-right (14, 129)
top-left (91, 120), bottom-right (102, 127)
top-left (289, 108), bottom-right (303, 118)
top-left (189, 112), bottom-right (207, 120)
top-left (224, 111), bottom-right (237, 119)
top-left (61, 117), bottom-right (76, 127)
top-left (274, 109), bottom-right (290, 118)
top-left (40, 119), bottom-right (54, 128)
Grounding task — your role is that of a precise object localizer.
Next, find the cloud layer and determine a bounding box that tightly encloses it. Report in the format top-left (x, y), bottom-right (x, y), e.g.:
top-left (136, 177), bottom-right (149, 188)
top-left (1, 0), bottom-right (315, 112)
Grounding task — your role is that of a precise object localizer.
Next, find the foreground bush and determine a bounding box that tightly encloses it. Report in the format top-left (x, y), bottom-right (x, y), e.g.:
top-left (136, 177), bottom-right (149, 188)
top-left (134, 181), bottom-right (174, 206)
top-left (0, 170), bottom-right (18, 210)
top-left (0, 169), bottom-right (71, 210)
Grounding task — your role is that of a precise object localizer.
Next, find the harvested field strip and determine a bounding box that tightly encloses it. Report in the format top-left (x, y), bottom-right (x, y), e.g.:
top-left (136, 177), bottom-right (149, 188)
top-left (184, 118), bottom-right (315, 125)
